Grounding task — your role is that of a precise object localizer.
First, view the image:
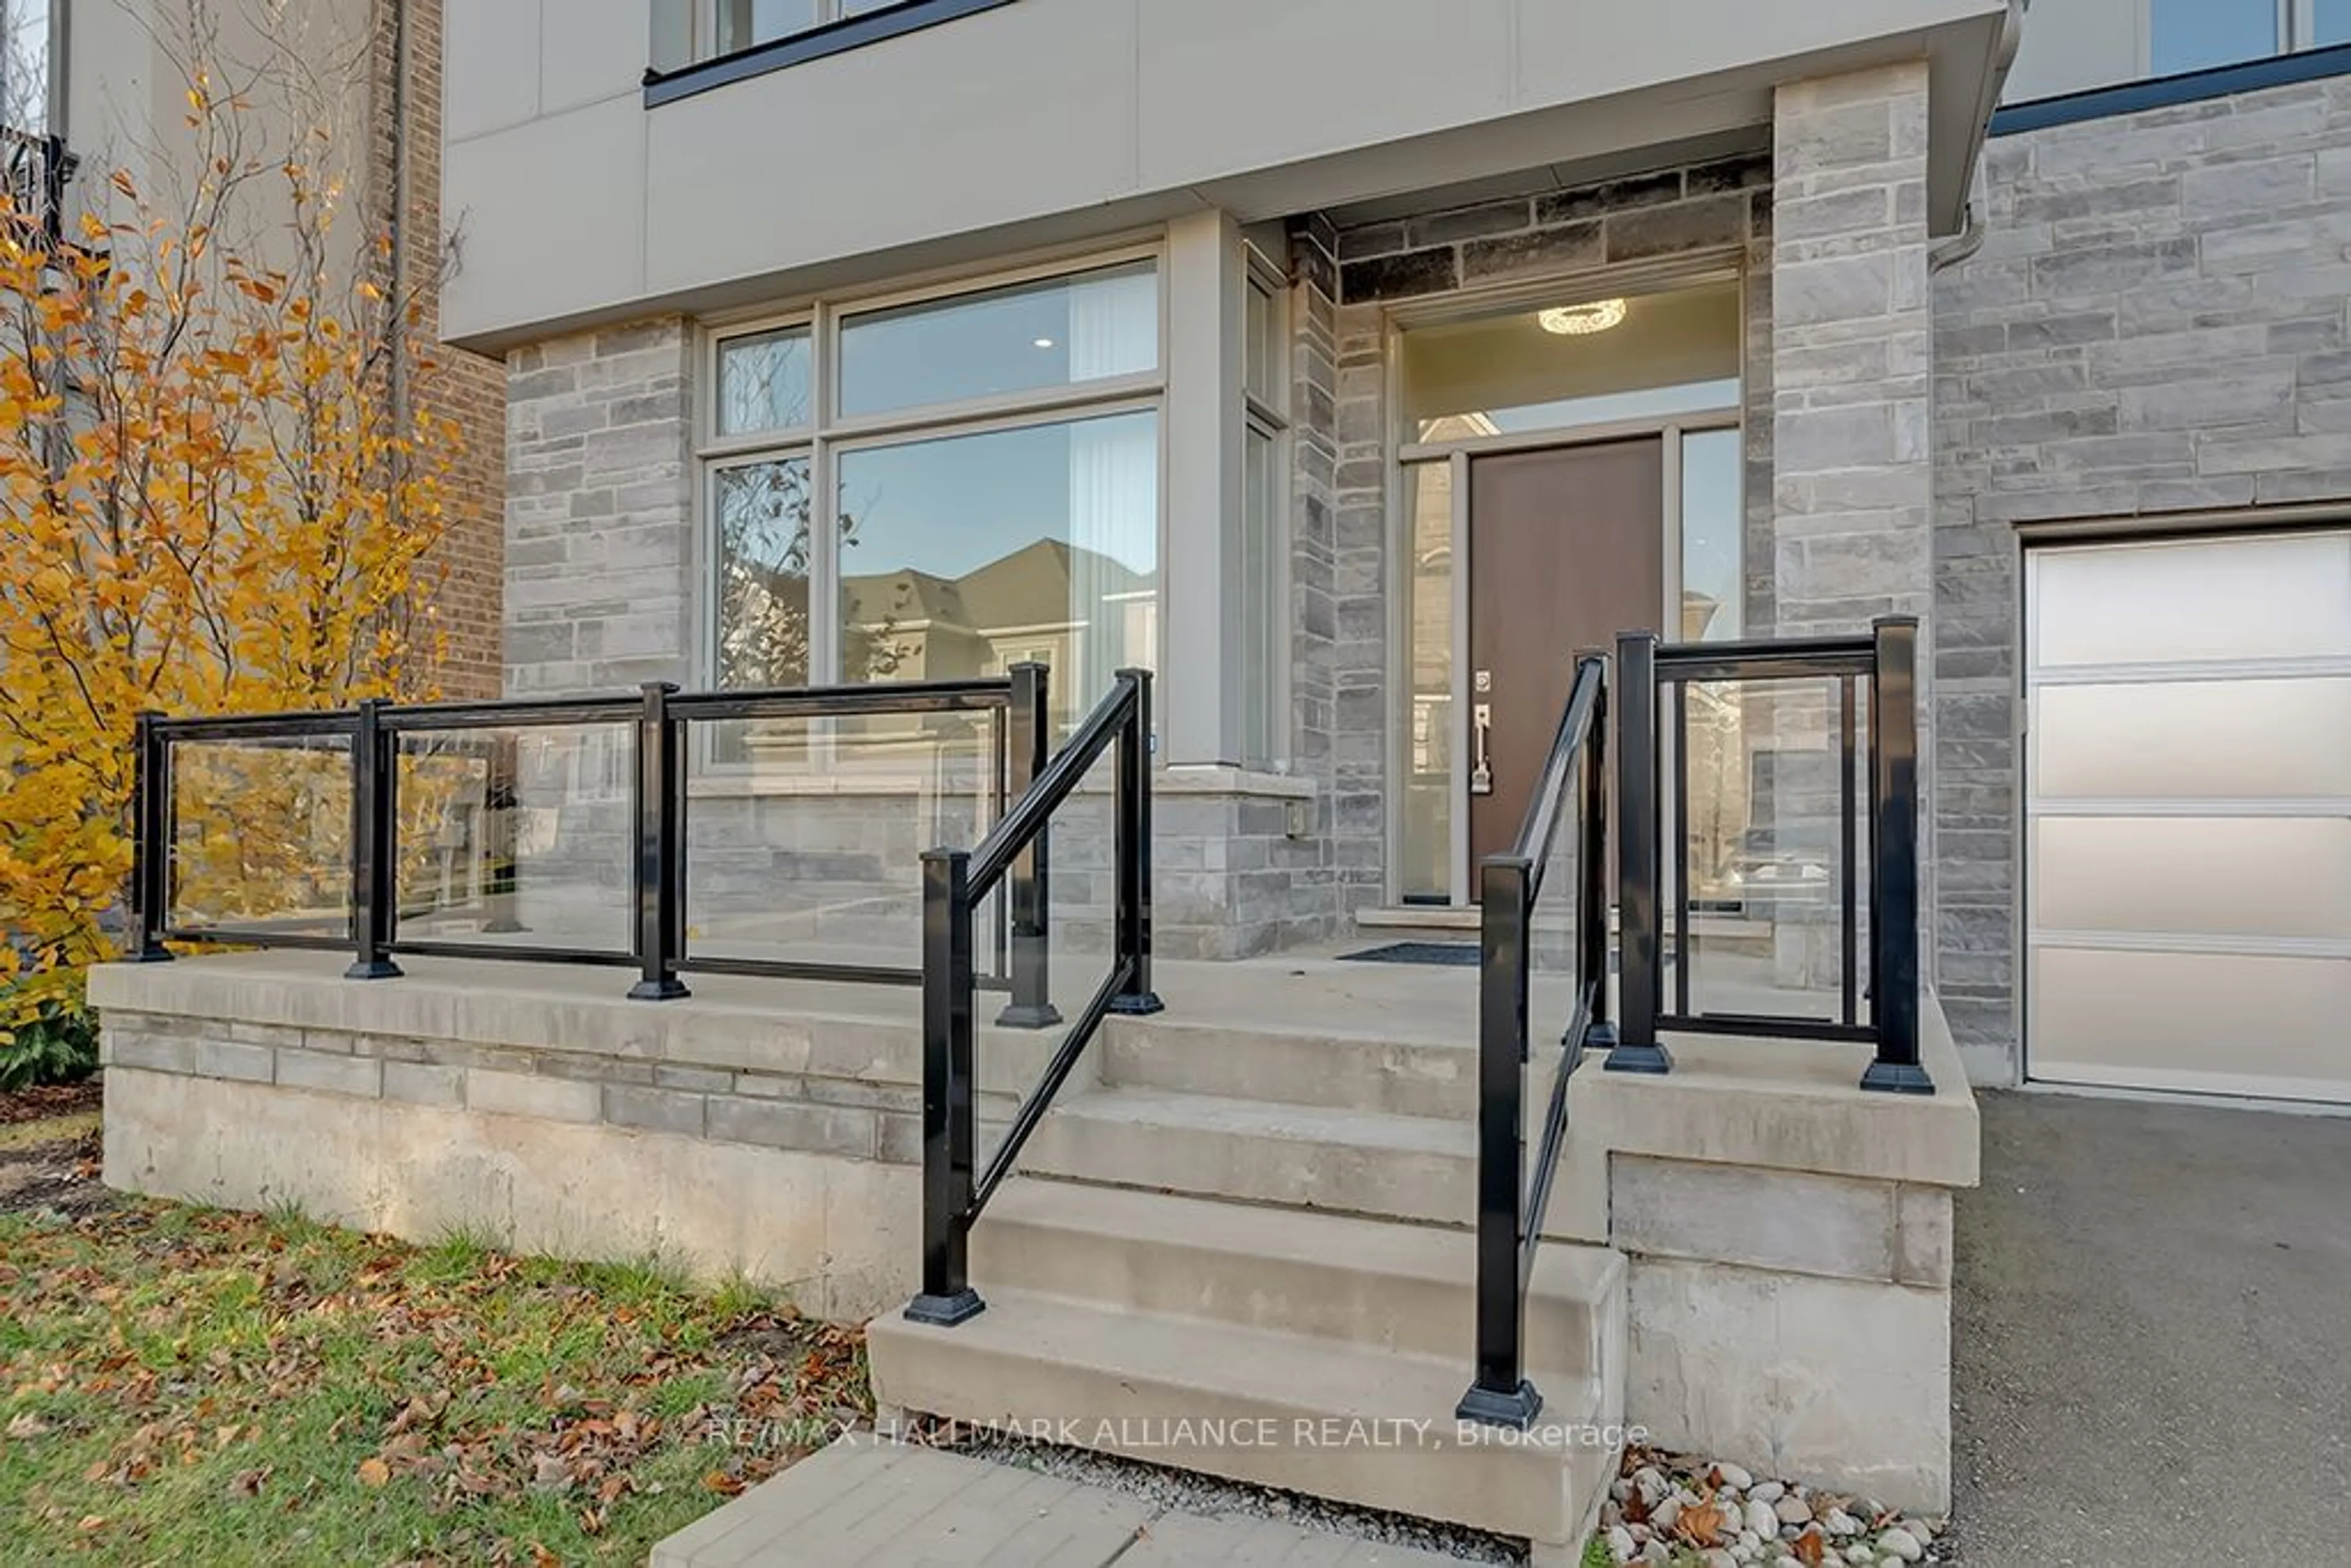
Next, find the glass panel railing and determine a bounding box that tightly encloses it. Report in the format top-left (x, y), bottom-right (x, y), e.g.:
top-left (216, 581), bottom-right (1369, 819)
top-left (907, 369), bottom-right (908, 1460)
top-left (1605, 619), bottom-right (1929, 1095)
top-left (164, 731), bottom-right (354, 942)
top-left (681, 707), bottom-right (1006, 977)
top-left (1665, 672), bottom-right (1869, 1034)
top-left (129, 678), bottom-right (1030, 998)
top-left (390, 721), bottom-right (638, 959)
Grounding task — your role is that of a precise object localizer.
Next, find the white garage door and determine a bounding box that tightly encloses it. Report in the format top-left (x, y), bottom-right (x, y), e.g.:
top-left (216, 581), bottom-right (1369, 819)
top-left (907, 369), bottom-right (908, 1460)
top-left (2025, 530), bottom-right (2351, 1103)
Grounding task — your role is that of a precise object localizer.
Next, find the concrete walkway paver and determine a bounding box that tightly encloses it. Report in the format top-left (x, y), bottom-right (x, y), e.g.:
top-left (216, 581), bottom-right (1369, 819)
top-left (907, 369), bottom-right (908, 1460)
top-left (653, 1438), bottom-right (1491, 1566)
top-left (1952, 1090), bottom-right (2351, 1566)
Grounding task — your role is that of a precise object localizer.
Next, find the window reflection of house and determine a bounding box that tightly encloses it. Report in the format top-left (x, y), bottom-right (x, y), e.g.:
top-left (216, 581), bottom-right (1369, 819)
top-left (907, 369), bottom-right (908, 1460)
top-left (844, 536), bottom-right (1157, 740)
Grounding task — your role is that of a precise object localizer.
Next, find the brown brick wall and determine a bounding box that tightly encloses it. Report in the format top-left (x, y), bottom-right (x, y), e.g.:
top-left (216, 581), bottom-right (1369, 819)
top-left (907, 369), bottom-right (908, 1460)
top-left (367, 0), bottom-right (506, 699)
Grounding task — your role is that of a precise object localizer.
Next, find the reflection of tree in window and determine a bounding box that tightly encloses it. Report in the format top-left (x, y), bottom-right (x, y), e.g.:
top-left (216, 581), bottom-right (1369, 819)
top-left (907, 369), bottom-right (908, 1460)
top-left (717, 329), bottom-right (810, 437)
top-left (715, 459), bottom-right (902, 689)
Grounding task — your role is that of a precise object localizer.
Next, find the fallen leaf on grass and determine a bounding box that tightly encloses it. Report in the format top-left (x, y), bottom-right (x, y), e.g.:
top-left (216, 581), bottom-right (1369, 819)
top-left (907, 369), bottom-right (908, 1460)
top-left (356, 1457), bottom-right (391, 1488)
top-left (701, 1469), bottom-right (744, 1497)
top-left (227, 1466), bottom-right (271, 1498)
top-left (6, 1411), bottom-right (51, 1438)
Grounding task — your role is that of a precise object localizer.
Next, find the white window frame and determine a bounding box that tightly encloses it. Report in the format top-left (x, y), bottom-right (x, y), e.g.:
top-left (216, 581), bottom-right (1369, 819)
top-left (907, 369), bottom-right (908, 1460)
top-left (695, 243), bottom-right (1169, 697)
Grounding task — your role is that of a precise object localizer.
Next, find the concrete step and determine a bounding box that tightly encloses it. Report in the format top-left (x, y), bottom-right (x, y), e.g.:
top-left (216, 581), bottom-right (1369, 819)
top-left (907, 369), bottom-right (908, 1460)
top-left (868, 1287), bottom-right (1618, 1550)
top-left (1018, 1087), bottom-right (1477, 1225)
top-left (1103, 1013), bottom-right (1481, 1119)
top-left (972, 1179), bottom-right (1621, 1375)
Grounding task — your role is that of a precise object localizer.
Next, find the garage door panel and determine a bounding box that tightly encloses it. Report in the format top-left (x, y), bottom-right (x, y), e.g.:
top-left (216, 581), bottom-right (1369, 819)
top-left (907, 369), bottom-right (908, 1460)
top-left (2031, 947), bottom-right (2351, 1103)
top-left (2033, 677), bottom-right (2351, 802)
top-left (2031, 531), bottom-right (2351, 667)
top-left (2027, 529), bottom-right (2351, 1103)
top-left (2031, 816), bottom-right (2351, 942)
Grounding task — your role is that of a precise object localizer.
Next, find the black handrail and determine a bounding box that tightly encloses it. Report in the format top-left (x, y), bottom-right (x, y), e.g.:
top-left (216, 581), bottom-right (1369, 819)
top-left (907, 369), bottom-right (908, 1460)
top-left (1458, 652), bottom-right (1610, 1430)
top-left (905, 669), bottom-right (1161, 1328)
top-left (122, 671), bottom-right (1054, 1008)
top-left (1603, 617), bottom-right (1930, 1093)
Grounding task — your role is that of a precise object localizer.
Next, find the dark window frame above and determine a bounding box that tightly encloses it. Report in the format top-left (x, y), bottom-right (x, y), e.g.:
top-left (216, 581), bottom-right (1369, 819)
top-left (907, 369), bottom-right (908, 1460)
top-left (645, 0), bottom-right (1018, 108)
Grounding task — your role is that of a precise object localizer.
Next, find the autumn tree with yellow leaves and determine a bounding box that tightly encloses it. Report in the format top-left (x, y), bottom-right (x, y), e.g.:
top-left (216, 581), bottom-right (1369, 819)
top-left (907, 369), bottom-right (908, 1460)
top-left (0, 8), bottom-right (457, 1054)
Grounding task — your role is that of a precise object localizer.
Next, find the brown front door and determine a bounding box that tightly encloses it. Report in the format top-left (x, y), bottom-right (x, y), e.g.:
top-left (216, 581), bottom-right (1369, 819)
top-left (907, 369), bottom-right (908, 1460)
top-left (1466, 439), bottom-right (1665, 879)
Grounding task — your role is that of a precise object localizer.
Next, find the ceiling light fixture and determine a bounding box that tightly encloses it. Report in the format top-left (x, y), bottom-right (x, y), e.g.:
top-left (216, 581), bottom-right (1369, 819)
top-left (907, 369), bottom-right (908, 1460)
top-left (1033, 337), bottom-right (1057, 349)
top-left (1537, 298), bottom-right (1627, 336)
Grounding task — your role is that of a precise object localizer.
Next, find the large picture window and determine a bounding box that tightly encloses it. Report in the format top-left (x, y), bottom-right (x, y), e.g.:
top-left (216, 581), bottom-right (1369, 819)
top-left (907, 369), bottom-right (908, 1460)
top-left (702, 256), bottom-right (1163, 737)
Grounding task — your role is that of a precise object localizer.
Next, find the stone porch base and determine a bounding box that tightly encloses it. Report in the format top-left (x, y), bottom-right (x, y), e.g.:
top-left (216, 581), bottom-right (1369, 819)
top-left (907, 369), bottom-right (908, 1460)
top-left (88, 948), bottom-right (1977, 1513)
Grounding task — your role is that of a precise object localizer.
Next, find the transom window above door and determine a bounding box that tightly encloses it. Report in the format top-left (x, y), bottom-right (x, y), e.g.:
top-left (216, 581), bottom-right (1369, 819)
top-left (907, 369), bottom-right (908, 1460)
top-left (1401, 279), bottom-right (1740, 441)
top-left (700, 255), bottom-right (1163, 739)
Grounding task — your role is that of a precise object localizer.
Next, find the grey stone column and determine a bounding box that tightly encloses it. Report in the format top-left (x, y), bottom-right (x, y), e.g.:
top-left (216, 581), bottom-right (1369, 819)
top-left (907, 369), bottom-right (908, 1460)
top-left (504, 317), bottom-right (698, 696)
top-left (1771, 62), bottom-right (1934, 630)
top-left (1770, 61), bottom-right (1938, 994)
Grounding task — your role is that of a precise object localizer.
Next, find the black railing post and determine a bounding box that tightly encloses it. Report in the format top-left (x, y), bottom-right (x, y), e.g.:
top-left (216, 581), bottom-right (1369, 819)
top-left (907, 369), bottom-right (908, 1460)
top-left (996, 661), bottom-right (1062, 1029)
top-left (1605, 632), bottom-right (1671, 1074)
top-left (1458, 854), bottom-right (1542, 1429)
top-left (1861, 616), bottom-right (1932, 1094)
top-left (1108, 669), bottom-right (1164, 1016)
top-left (628, 681), bottom-right (689, 1002)
top-left (346, 699), bottom-right (402, 980)
top-left (1579, 656), bottom-right (1614, 1057)
top-left (122, 711), bottom-right (174, 963)
top-left (907, 847), bottom-right (986, 1326)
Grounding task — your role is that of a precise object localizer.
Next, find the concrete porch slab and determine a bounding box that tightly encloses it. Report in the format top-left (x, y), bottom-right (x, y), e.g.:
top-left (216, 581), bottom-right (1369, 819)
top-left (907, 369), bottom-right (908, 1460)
top-left (651, 1436), bottom-right (1488, 1567)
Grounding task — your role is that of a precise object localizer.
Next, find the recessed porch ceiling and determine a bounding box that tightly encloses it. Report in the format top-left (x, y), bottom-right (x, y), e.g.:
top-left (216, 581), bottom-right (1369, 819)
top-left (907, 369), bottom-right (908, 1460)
top-left (1318, 128), bottom-right (1771, 233)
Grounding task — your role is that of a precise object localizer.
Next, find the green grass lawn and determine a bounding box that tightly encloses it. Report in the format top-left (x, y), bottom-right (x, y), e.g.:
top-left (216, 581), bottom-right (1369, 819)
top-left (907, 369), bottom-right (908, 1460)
top-left (0, 1198), bottom-right (869, 1566)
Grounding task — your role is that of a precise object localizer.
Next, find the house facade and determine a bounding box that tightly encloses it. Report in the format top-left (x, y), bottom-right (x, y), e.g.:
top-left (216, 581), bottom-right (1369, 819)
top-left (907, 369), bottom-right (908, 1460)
top-left (437, 0), bottom-right (2351, 1109)
top-left (445, 0), bottom-right (2009, 977)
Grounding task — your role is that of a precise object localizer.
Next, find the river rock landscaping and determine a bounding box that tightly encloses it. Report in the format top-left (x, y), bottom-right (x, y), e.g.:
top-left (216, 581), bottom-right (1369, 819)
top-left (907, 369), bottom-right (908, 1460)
top-left (1597, 1446), bottom-right (1948, 1566)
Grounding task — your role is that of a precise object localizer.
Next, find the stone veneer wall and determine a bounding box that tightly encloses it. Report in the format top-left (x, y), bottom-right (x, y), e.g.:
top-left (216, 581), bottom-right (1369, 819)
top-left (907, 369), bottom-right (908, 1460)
top-left (90, 959), bottom-right (1100, 1318)
top-left (1283, 217), bottom-right (1361, 925)
top-left (1766, 62), bottom-right (1938, 996)
top-left (504, 318), bottom-right (698, 696)
top-left (1930, 72), bottom-right (2351, 1073)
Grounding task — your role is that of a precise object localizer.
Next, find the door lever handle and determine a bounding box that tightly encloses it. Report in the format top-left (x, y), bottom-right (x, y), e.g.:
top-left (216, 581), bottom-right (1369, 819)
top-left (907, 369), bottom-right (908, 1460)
top-left (1470, 703), bottom-right (1493, 796)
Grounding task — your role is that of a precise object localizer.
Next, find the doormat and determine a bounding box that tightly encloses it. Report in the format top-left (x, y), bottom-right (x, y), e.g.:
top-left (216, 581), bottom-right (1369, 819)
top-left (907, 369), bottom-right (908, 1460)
top-left (1337, 941), bottom-right (1480, 966)
top-left (1337, 941), bottom-right (1628, 972)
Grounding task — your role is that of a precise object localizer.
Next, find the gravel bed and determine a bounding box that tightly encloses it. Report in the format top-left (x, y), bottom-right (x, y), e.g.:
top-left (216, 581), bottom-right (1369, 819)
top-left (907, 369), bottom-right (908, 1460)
top-left (1600, 1444), bottom-right (1953, 1566)
top-left (933, 1424), bottom-right (1524, 1564)
top-left (903, 1422), bottom-right (1957, 1567)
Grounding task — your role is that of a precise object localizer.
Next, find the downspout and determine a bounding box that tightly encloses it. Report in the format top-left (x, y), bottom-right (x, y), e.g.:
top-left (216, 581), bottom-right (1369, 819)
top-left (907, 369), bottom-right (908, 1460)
top-left (1934, 0), bottom-right (2025, 274)
top-left (386, 0), bottom-right (411, 439)
top-left (1929, 205), bottom-right (1985, 273)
